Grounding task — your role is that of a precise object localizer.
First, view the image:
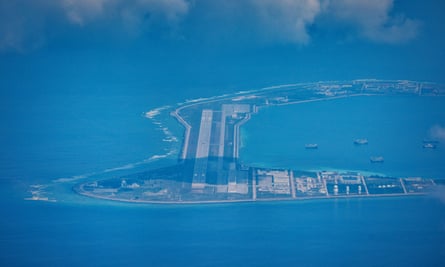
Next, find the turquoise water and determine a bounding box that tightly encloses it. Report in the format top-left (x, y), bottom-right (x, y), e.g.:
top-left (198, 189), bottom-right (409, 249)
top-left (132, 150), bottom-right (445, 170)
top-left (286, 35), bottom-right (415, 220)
top-left (241, 95), bottom-right (445, 179)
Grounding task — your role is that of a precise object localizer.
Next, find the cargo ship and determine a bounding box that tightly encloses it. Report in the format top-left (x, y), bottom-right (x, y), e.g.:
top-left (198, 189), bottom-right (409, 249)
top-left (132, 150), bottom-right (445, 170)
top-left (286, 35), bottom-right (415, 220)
top-left (305, 144), bottom-right (318, 149)
top-left (353, 138), bottom-right (368, 145)
top-left (370, 156), bottom-right (384, 163)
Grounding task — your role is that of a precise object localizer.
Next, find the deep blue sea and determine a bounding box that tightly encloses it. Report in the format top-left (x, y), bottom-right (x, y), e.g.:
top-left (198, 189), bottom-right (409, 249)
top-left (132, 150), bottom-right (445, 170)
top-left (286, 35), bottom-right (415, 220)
top-left (1, 86), bottom-right (445, 267)
top-left (2, 1), bottom-right (445, 265)
top-left (1, 195), bottom-right (444, 267)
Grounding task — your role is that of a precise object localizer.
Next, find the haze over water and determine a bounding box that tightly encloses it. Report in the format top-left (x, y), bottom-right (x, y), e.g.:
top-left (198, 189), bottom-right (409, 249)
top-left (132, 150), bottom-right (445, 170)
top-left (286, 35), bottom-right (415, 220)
top-left (1, 1), bottom-right (445, 266)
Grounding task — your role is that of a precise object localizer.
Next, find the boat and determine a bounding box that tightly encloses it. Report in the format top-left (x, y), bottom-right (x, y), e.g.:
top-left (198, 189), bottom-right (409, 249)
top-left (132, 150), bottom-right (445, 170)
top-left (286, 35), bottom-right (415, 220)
top-left (305, 144), bottom-right (318, 149)
top-left (423, 143), bottom-right (437, 149)
top-left (353, 138), bottom-right (368, 145)
top-left (370, 156), bottom-right (384, 163)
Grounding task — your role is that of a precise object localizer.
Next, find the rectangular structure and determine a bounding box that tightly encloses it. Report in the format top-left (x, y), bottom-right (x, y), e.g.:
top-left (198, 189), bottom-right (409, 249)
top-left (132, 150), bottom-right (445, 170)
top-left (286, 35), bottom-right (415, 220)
top-left (192, 109), bottom-right (213, 188)
top-left (195, 109), bottom-right (213, 159)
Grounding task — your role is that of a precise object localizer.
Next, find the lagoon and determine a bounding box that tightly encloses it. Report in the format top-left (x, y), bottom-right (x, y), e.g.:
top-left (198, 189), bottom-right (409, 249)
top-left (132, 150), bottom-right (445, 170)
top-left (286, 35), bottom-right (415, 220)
top-left (241, 95), bottom-right (445, 179)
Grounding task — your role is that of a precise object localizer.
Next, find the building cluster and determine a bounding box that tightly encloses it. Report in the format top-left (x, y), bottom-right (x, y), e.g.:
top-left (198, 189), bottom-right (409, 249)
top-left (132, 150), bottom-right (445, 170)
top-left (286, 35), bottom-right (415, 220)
top-left (257, 169), bottom-right (291, 195)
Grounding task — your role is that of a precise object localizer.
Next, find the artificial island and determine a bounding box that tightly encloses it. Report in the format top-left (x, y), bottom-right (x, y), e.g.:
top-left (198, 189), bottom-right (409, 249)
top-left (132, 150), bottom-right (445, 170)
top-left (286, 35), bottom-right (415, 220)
top-left (75, 80), bottom-right (444, 204)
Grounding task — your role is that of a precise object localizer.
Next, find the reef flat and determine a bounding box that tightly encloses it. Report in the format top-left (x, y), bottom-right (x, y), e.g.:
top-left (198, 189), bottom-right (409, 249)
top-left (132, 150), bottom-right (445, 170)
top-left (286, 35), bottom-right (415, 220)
top-left (75, 80), bottom-right (444, 203)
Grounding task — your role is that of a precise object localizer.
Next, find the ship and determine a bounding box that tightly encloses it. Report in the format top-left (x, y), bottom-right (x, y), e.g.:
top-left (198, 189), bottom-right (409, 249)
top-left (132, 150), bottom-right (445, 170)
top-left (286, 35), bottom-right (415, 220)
top-left (423, 143), bottom-right (437, 149)
top-left (370, 156), bottom-right (384, 163)
top-left (353, 138), bottom-right (368, 145)
top-left (305, 144), bottom-right (318, 149)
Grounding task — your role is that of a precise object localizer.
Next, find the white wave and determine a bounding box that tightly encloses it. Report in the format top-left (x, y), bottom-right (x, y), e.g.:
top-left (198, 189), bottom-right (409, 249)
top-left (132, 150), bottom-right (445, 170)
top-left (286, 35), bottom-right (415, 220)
top-left (184, 93), bottom-right (230, 104)
top-left (53, 174), bottom-right (91, 183)
top-left (25, 184), bottom-right (57, 202)
top-left (24, 196), bottom-right (57, 202)
top-left (163, 137), bottom-right (178, 142)
top-left (52, 149), bottom-right (178, 185)
top-left (235, 90), bottom-right (252, 95)
top-left (139, 148), bottom-right (178, 163)
top-left (161, 129), bottom-right (172, 135)
top-left (147, 154), bottom-right (168, 161)
top-left (152, 120), bottom-right (179, 145)
top-left (185, 97), bottom-right (208, 103)
top-left (104, 164), bottom-right (135, 173)
top-left (167, 149), bottom-right (177, 156)
top-left (144, 105), bottom-right (170, 119)
top-left (145, 110), bottom-right (161, 119)
top-left (232, 95), bottom-right (258, 101)
top-left (92, 149), bottom-right (177, 174)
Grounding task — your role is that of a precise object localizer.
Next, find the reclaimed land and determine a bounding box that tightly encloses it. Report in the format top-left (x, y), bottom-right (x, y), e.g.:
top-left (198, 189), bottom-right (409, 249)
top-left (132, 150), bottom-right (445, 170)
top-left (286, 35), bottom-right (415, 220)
top-left (75, 80), bottom-right (445, 204)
